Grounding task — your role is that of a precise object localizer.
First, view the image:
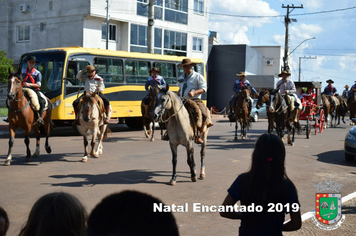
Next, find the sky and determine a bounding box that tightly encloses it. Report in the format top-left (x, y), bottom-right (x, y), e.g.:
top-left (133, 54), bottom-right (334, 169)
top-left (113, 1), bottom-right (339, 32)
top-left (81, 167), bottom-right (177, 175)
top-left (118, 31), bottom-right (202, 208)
top-left (208, 0), bottom-right (356, 93)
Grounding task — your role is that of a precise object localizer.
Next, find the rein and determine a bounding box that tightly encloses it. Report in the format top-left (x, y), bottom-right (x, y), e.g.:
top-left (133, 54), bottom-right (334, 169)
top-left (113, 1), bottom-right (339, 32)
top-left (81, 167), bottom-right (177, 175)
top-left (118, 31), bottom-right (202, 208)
top-left (9, 99), bottom-right (30, 113)
top-left (159, 94), bottom-right (188, 123)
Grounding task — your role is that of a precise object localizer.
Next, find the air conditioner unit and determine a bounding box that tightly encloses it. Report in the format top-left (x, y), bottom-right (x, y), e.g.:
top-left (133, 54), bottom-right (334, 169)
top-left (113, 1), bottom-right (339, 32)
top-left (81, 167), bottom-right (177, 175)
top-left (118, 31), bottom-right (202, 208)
top-left (266, 59), bottom-right (274, 66)
top-left (20, 4), bottom-right (28, 13)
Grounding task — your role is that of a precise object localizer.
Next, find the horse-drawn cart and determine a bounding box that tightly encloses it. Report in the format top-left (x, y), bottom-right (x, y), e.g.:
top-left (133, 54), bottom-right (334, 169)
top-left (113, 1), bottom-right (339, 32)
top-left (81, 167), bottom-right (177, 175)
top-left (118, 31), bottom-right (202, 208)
top-left (295, 81), bottom-right (325, 139)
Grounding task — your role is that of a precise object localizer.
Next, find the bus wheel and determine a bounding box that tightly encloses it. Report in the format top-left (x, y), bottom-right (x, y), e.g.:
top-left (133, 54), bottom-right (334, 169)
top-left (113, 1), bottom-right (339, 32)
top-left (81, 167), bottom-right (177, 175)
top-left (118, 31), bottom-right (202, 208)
top-left (125, 117), bottom-right (143, 130)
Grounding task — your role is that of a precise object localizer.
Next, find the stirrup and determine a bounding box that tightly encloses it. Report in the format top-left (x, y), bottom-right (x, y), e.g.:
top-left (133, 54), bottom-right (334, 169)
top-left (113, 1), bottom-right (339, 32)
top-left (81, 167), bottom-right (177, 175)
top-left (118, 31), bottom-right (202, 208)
top-left (3, 118), bottom-right (9, 123)
top-left (36, 118), bottom-right (44, 126)
top-left (195, 137), bottom-right (204, 144)
top-left (161, 132), bottom-right (169, 141)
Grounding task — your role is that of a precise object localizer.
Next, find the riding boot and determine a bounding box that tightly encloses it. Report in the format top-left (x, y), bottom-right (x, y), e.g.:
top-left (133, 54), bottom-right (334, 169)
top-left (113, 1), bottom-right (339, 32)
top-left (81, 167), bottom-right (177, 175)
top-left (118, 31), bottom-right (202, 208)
top-left (72, 108), bottom-right (80, 126)
top-left (195, 123), bottom-right (205, 144)
top-left (3, 117), bottom-right (9, 123)
top-left (104, 105), bottom-right (111, 124)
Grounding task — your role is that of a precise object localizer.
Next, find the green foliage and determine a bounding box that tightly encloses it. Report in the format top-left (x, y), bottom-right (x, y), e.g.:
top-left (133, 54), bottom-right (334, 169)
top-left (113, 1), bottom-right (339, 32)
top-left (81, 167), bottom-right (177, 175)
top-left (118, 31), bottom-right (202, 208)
top-left (0, 50), bottom-right (14, 84)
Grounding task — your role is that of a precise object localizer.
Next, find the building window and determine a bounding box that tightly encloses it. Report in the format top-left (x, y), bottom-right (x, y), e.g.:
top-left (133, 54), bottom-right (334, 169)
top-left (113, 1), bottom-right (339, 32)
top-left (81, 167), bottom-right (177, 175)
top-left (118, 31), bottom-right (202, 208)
top-left (17, 25), bottom-right (30, 42)
top-left (40, 23), bottom-right (46, 32)
top-left (130, 24), bottom-right (162, 54)
top-left (194, 0), bottom-right (204, 15)
top-left (193, 37), bottom-right (203, 52)
top-left (137, 0), bottom-right (163, 20)
top-left (102, 23), bottom-right (117, 41)
top-left (49, 1), bottom-right (53, 10)
top-left (164, 29), bottom-right (187, 56)
top-left (165, 0), bottom-right (188, 24)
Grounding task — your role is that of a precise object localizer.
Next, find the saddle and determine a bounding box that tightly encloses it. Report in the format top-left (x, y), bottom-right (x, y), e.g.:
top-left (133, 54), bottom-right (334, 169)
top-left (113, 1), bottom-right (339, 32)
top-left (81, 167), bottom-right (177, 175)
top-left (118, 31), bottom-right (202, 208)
top-left (283, 95), bottom-right (300, 122)
top-left (181, 98), bottom-right (203, 139)
top-left (22, 88), bottom-right (48, 111)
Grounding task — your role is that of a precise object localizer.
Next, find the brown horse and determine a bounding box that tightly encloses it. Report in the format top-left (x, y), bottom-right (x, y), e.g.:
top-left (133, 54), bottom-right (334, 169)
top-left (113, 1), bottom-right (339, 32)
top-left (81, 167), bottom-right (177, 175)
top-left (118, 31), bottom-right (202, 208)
top-left (326, 95), bottom-right (340, 127)
top-left (336, 95), bottom-right (347, 125)
top-left (141, 85), bottom-right (163, 141)
top-left (77, 91), bottom-right (110, 162)
top-left (349, 89), bottom-right (356, 125)
top-left (256, 90), bottom-right (275, 134)
top-left (234, 86), bottom-right (250, 140)
top-left (5, 70), bottom-right (53, 166)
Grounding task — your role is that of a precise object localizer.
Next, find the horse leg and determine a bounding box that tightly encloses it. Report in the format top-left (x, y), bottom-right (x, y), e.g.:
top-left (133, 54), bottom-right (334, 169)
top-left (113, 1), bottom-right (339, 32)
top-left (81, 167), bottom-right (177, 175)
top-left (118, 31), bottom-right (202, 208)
top-left (82, 136), bottom-right (89, 162)
top-left (199, 131), bottom-right (207, 179)
top-left (186, 141), bottom-right (196, 182)
top-left (24, 135), bottom-right (31, 162)
top-left (32, 126), bottom-right (40, 158)
top-left (234, 121), bottom-right (238, 141)
top-left (96, 125), bottom-right (107, 155)
top-left (150, 120), bottom-right (155, 142)
top-left (169, 142), bottom-right (178, 185)
top-left (44, 121), bottom-right (52, 154)
top-left (5, 129), bottom-right (15, 166)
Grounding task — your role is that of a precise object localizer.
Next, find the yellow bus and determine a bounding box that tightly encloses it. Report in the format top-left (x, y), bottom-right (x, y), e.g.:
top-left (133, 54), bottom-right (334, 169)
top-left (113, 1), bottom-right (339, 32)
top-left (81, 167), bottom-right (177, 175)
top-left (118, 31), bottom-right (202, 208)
top-left (18, 47), bottom-right (207, 128)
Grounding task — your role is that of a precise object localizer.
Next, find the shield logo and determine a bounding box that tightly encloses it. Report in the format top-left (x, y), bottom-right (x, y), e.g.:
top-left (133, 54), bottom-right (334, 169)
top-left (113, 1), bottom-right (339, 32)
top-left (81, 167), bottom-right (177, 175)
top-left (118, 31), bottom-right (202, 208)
top-left (315, 193), bottom-right (342, 225)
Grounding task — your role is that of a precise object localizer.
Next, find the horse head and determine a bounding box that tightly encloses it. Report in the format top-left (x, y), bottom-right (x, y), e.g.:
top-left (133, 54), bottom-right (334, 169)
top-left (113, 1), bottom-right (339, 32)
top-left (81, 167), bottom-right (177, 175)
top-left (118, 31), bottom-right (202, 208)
top-left (269, 89), bottom-right (284, 113)
top-left (256, 90), bottom-right (270, 109)
top-left (80, 91), bottom-right (97, 122)
top-left (152, 84), bottom-right (171, 121)
top-left (7, 69), bottom-right (23, 101)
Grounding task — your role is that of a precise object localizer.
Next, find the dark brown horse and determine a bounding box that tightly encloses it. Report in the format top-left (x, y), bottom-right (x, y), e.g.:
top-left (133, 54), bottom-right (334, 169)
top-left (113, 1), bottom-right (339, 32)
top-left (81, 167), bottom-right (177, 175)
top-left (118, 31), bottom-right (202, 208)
top-left (5, 70), bottom-right (53, 166)
top-left (336, 95), bottom-right (347, 125)
top-left (349, 89), bottom-right (356, 125)
top-left (256, 90), bottom-right (275, 134)
top-left (234, 86), bottom-right (250, 140)
top-left (141, 85), bottom-right (163, 141)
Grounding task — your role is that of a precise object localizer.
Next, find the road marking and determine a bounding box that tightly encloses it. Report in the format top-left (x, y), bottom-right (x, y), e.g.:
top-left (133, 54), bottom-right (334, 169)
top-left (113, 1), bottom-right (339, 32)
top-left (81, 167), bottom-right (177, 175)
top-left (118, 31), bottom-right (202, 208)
top-left (301, 191), bottom-right (356, 222)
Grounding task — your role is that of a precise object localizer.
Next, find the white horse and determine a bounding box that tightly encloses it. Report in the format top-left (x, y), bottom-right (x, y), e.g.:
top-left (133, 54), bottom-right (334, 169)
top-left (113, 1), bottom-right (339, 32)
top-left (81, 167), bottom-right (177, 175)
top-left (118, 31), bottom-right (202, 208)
top-left (152, 84), bottom-right (209, 185)
top-left (77, 91), bottom-right (110, 162)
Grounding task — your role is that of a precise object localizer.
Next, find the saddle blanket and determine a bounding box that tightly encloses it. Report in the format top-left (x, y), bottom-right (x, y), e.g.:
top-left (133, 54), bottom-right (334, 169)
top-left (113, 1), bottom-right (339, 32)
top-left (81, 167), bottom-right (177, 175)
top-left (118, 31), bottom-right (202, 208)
top-left (22, 88), bottom-right (48, 111)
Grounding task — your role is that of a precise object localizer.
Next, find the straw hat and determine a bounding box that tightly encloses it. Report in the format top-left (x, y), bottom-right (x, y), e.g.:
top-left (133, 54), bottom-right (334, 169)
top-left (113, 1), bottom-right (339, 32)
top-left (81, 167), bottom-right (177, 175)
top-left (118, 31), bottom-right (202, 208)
top-left (236, 72), bottom-right (246, 77)
top-left (345, 85), bottom-right (349, 89)
top-left (83, 65), bottom-right (98, 74)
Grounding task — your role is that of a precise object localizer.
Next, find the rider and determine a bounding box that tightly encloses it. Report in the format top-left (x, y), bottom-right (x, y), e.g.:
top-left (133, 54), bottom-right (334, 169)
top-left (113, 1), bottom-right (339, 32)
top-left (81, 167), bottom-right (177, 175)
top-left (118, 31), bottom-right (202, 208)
top-left (323, 79), bottom-right (337, 96)
top-left (229, 72), bottom-right (259, 118)
top-left (4, 56), bottom-right (46, 125)
top-left (164, 58), bottom-right (213, 144)
top-left (276, 71), bottom-right (301, 110)
top-left (72, 65), bottom-right (111, 125)
top-left (143, 67), bottom-right (166, 116)
top-left (342, 85), bottom-right (350, 99)
top-left (300, 86), bottom-right (316, 107)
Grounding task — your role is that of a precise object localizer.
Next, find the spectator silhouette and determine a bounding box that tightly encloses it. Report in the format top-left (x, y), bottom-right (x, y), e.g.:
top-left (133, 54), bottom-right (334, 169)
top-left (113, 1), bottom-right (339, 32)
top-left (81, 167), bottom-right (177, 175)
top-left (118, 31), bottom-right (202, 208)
top-left (87, 190), bottom-right (179, 236)
top-left (0, 206), bottom-right (9, 236)
top-left (220, 133), bottom-right (302, 235)
top-left (18, 192), bottom-right (86, 236)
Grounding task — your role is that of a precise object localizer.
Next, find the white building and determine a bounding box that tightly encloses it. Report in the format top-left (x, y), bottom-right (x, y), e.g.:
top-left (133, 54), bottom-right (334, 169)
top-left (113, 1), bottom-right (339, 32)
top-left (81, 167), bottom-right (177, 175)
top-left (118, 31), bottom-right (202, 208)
top-left (0, 0), bottom-right (210, 65)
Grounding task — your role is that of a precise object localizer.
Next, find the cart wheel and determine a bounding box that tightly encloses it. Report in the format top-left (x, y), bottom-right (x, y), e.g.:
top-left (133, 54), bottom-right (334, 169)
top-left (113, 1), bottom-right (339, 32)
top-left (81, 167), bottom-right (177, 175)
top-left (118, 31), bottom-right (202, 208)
top-left (315, 117), bottom-right (318, 135)
top-left (319, 109), bottom-right (325, 133)
top-left (306, 119), bottom-right (311, 139)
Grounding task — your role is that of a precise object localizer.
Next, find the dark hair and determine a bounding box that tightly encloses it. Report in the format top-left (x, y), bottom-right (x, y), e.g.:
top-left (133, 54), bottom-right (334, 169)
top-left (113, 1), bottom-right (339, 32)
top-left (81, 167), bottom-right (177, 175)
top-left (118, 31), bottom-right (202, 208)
top-left (241, 134), bottom-right (297, 233)
top-left (19, 192), bottom-right (86, 236)
top-left (0, 206), bottom-right (10, 236)
top-left (87, 190), bottom-right (179, 236)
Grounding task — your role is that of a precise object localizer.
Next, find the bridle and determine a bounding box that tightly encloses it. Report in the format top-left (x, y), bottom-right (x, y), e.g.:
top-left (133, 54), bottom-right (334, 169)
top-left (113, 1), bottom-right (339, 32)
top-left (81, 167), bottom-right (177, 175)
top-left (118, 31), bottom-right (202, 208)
top-left (156, 91), bottom-right (188, 123)
top-left (7, 76), bottom-right (30, 113)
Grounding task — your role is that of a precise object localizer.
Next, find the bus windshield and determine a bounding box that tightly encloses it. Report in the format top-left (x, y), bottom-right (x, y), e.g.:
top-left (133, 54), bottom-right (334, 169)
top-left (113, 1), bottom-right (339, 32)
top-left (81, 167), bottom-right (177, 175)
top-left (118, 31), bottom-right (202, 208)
top-left (20, 52), bottom-right (65, 95)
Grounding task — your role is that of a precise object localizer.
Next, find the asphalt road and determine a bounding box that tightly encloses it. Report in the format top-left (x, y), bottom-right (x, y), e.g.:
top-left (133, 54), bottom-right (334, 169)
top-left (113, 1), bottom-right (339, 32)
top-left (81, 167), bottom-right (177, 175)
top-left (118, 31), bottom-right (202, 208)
top-left (0, 116), bottom-right (355, 236)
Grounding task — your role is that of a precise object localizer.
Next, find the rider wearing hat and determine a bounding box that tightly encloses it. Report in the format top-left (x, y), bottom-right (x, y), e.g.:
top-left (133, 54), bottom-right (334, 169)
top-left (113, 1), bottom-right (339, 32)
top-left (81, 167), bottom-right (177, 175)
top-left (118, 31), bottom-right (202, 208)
top-left (4, 56), bottom-right (46, 125)
top-left (276, 71), bottom-right (301, 110)
top-left (228, 72), bottom-right (259, 118)
top-left (72, 65), bottom-right (111, 125)
top-left (342, 85), bottom-right (350, 99)
top-left (175, 58), bottom-right (213, 144)
top-left (323, 79), bottom-right (337, 96)
top-left (143, 67), bottom-right (166, 116)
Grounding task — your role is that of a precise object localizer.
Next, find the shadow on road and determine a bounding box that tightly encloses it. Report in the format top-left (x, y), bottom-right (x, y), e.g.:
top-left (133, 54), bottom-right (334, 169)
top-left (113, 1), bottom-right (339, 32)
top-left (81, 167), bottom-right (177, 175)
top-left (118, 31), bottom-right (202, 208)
top-left (316, 150), bottom-right (356, 167)
top-left (48, 169), bottom-right (194, 186)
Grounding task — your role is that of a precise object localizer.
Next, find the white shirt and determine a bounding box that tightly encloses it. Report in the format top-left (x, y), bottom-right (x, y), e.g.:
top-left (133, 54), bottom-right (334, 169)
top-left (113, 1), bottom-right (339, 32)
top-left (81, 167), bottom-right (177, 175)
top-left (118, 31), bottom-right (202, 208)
top-left (178, 70), bottom-right (207, 99)
top-left (77, 72), bottom-right (105, 93)
top-left (276, 79), bottom-right (296, 95)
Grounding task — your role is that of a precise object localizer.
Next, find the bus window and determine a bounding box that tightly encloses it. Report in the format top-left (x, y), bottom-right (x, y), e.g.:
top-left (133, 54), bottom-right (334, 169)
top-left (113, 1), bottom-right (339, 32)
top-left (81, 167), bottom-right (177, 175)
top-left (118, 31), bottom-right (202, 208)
top-left (195, 63), bottom-right (204, 76)
top-left (94, 58), bottom-right (124, 84)
top-left (125, 60), bottom-right (150, 84)
top-left (65, 60), bottom-right (88, 96)
top-left (153, 62), bottom-right (177, 85)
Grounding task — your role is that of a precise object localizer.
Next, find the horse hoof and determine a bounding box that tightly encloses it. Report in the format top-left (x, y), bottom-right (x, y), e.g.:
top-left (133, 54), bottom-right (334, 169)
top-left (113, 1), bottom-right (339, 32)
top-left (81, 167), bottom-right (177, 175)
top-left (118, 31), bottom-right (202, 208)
top-left (81, 157), bottom-right (88, 162)
top-left (170, 180), bottom-right (176, 186)
top-left (26, 157), bottom-right (32, 162)
top-left (4, 160), bottom-right (11, 166)
top-left (150, 138), bottom-right (154, 142)
top-left (91, 153), bottom-right (99, 158)
top-left (200, 173), bottom-right (206, 179)
top-left (191, 176), bottom-right (198, 182)
top-left (45, 146), bottom-right (52, 154)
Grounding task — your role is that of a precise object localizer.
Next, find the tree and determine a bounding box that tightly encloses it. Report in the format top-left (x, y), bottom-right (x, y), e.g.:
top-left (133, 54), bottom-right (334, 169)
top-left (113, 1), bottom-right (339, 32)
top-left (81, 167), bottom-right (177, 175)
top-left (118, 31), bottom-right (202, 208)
top-left (0, 50), bottom-right (14, 84)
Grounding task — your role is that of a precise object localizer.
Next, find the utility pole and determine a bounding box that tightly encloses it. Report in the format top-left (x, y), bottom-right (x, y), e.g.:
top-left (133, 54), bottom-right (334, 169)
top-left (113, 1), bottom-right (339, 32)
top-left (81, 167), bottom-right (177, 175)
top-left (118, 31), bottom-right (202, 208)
top-left (298, 56), bottom-right (317, 82)
top-left (106, 0), bottom-right (109, 50)
top-left (147, 0), bottom-right (155, 53)
top-left (282, 4), bottom-right (303, 72)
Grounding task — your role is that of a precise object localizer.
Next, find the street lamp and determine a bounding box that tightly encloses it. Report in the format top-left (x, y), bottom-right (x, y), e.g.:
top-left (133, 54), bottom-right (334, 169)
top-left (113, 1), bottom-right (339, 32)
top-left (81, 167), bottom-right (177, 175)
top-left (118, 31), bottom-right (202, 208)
top-left (289, 37), bottom-right (316, 56)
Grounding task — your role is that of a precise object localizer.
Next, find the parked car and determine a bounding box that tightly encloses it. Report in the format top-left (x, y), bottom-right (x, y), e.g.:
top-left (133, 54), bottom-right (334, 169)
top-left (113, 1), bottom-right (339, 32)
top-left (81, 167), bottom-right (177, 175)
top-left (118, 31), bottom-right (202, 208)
top-left (344, 118), bottom-right (356, 161)
top-left (250, 99), bottom-right (267, 122)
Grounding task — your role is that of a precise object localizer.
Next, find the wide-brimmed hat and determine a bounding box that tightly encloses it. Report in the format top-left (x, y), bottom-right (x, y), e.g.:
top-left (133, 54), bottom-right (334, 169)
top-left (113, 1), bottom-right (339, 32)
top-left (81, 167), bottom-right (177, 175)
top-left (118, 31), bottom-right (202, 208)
top-left (345, 85), bottom-right (349, 88)
top-left (278, 71), bottom-right (291, 77)
top-left (149, 67), bottom-right (160, 73)
top-left (25, 56), bottom-right (39, 63)
top-left (236, 72), bottom-right (246, 77)
top-left (326, 79), bottom-right (334, 84)
top-left (83, 65), bottom-right (98, 74)
top-left (178, 58), bottom-right (196, 67)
